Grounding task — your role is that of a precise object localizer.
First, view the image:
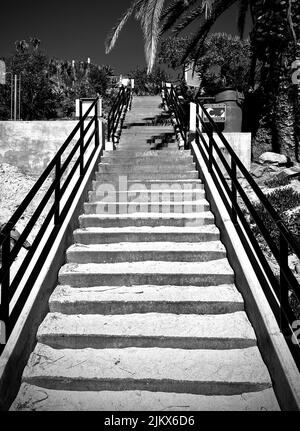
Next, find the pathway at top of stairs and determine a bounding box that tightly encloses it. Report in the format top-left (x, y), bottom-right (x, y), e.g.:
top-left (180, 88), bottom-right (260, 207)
top-left (11, 95), bottom-right (280, 411)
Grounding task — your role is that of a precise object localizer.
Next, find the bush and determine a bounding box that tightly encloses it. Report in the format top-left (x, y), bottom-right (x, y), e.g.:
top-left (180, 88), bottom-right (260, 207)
top-left (264, 173), bottom-right (291, 188)
top-left (128, 66), bottom-right (170, 96)
top-left (251, 187), bottom-right (300, 252)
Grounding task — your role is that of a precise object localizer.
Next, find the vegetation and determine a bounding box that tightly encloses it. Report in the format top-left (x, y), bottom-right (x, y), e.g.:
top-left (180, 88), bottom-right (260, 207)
top-left (106, 0), bottom-right (300, 161)
top-left (0, 38), bottom-right (115, 120)
top-left (251, 187), bottom-right (300, 252)
top-left (128, 66), bottom-right (170, 95)
top-left (264, 173), bottom-right (292, 188)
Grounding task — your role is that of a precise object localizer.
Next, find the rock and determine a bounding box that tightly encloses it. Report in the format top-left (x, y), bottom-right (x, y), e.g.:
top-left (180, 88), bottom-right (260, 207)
top-left (280, 166), bottom-right (300, 179)
top-left (295, 263), bottom-right (300, 275)
top-left (259, 152), bottom-right (288, 166)
top-left (251, 165), bottom-right (267, 178)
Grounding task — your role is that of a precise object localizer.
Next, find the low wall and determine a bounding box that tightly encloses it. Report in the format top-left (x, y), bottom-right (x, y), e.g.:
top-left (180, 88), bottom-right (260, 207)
top-left (0, 120), bottom-right (102, 175)
top-left (201, 133), bottom-right (251, 176)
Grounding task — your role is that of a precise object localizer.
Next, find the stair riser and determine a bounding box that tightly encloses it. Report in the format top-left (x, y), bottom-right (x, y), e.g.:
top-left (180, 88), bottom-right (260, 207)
top-left (97, 165), bottom-right (195, 173)
top-left (74, 231), bottom-right (219, 244)
top-left (37, 333), bottom-right (254, 351)
top-left (102, 152), bottom-right (192, 159)
top-left (22, 376), bottom-right (264, 396)
top-left (66, 249), bottom-right (226, 264)
top-left (78, 217), bottom-right (214, 228)
top-left (92, 180), bottom-right (203, 191)
top-left (95, 173), bottom-right (199, 181)
top-left (49, 300), bottom-right (243, 316)
top-left (58, 272), bottom-right (235, 288)
top-left (83, 202), bottom-right (210, 215)
top-left (116, 147), bottom-right (179, 152)
top-left (99, 159), bottom-right (195, 165)
top-left (88, 191), bottom-right (205, 202)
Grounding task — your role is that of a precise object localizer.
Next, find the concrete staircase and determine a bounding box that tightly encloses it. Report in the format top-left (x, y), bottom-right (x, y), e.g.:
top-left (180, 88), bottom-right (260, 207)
top-left (11, 95), bottom-right (280, 411)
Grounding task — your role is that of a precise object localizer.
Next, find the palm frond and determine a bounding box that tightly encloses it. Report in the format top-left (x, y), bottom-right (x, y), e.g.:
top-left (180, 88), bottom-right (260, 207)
top-left (161, 0), bottom-right (198, 33)
top-left (237, 0), bottom-right (249, 38)
top-left (179, 0), bottom-right (238, 65)
top-left (136, 0), bottom-right (166, 73)
top-left (105, 0), bottom-right (144, 54)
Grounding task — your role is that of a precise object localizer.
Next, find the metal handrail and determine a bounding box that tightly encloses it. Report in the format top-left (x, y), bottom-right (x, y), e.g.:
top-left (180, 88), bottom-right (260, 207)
top-left (0, 97), bottom-right (101, 353)
top-left (196, 105), bottom-right (300, 367)
top-left (162, 83), bottom-right (189, 148)
top-left (107, 84), bottom-right (132, 144)
top-left (163, 83), bottom-right (300, 368)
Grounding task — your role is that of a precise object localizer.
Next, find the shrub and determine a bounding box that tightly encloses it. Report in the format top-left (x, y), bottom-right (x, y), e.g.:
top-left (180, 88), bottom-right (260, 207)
top-left (264, 173), bottom-right (291, 188)
top-left (251, 187), bottom-right (300, 252)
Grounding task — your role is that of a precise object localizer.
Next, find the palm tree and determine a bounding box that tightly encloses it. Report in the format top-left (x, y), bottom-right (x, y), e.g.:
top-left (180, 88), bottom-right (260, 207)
top-left (106, 0), bottom-right (300, 160)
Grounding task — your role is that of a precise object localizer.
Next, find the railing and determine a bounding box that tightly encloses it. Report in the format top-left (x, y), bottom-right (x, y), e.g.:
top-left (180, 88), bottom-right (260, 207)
top-left (162, 83), bottom-right (188, 148)
top-left (0, 97), bottom-right (101, 354)
top-left (163, 83), bottom-right (300, 368)
top-left (107, 84), bottom-right (132, 145)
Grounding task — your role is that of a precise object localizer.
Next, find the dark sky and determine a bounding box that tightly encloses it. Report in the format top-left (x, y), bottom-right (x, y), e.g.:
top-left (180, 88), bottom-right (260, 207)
top-left (0, 0), bottom-right (251, 75)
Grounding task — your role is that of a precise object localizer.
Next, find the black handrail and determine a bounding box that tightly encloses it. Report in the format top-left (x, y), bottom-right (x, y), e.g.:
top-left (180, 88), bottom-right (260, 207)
top-left (163, 83), bottom-right (300, 368)
top-left (162, 83), bottom-right (189, 148)
top-left (0, 97), bottom-right (102, 354)
top-left (196, 105), bottom-right (300, 367)
top-left (107, 84), bottom-right (132, 145)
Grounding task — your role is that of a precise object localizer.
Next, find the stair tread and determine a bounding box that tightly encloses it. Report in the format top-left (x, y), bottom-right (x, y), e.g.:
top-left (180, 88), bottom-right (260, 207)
top-left (79, 212), bottom-right (214, 220)
top-left (68, 241), bottom-right (225, 253)
top-left (50, 284), bottom-right (243, 305)
top-left (37, 311), bottom-right (254, 342)
top-left (75, 225), bottom-right (219, 233)
top-left (59, 258), bottom-right (234, 276)
top-left (11, 383), bottom-right (280, 411)
top-left (21, 344), bottom-right (272, 393)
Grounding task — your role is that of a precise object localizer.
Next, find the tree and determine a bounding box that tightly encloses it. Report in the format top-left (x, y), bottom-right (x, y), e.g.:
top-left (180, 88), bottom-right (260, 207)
top-left (106, 0), bottom-right (300, 160)
top-left (2, 38), bottom-right (60, 120)
top-left (128, 66), bottom-right (170, 95)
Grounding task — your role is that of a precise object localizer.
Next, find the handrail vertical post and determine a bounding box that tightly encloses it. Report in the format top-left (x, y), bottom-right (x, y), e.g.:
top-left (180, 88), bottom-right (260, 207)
top-left (0, 230), bottom-right (10, 348)
top-left (280, 229), bottom-right (289, 335)
top-left (79, 99), bottom-right (84, 176)
top-left (95, 98), bottom-right (100, 148)
top-left (189, 102), bottom-right (197, 149)
top-left (54, 156), bottom-right (61, 226)
top-left (231, 158), bottom-right (238, 224)
top-left (208, 126), bottom-right (213, 172)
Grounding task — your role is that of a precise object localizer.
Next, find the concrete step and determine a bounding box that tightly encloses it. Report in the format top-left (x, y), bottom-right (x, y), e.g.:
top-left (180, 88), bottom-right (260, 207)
top-left (92, 178), bottom-right (203, 190)
top-left (58, 259), bottom-right (234, 288)
top-left (49, 284), bottom-right (244, 315)
top-left (74, 225), bottom-right (220, 244)
top-left (19, 344), bottom-right (272, 396)
top-left (115, 147), bottom-right (180, 152)
top-left (11, 383), bottom-right (280, 411)
top-left (116, 144), bottom-right (177, 150)
top-left (99, 156), bottom-right (194, 165)
top-left (78, 212), bottom-right (215, 228)
top-left (102, 150), bottom-right (191, 157)
top-left (66, 241), bottom-right (226, 263)
top-left (88, 189), bottom-right (206, 203)
top-left (116, 146), bottom-right (180, 152)
top-left (37, 311), bottom-right (254, 349)
top-left (83, 200), bottom-right (210, 215)
top-left (95, 172), bottom-right (199, 181)
top-left (97, 164), bottom-right (195, 173)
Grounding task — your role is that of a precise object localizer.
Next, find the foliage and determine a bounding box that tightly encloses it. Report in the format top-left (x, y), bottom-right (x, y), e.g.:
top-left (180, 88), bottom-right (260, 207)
top-left (158, 35), bottom-right (193, 69)
top-left (264, 173), bottom-right (291, 188)
top-left (0, 39), bottom-right (115, 120)
top-left (251, 187), bottom-right (300, 252)
top-left (0, 42), bottom-right (60, 120)
top-left (196, 33), bottom-right (251, 94)
top-left (128, 66), bottom-right (170, 95)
